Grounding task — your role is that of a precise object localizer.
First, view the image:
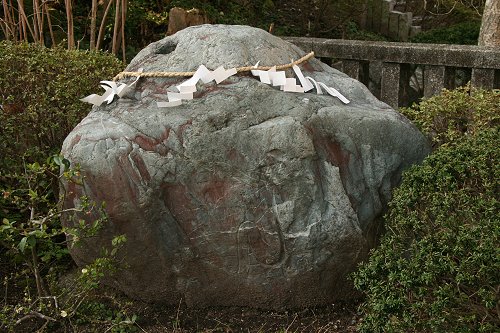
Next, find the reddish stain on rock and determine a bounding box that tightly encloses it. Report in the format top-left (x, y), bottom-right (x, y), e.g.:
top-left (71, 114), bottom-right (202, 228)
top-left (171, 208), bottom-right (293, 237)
top-left (198, 34), bottom-right (213, 41)
top-left (301, 62), bottom-right (316, 73)
top-left (130, 152), bottom-right (151, 182)
top-left (325, 141), bottom-right (350, 169)
top-left (200, 180), bottom-right (230, 204)
top-left (194, 85), bottom-right (225, 99)
top-left (69, 135), bottom-right (81, 150)
top-left (244, 211), bottom-right (283, 266)
top-left (306, 126), bottom-right (350, 169)
top-left (176, 120), bottom-right (192, 144)
top-left (227, 148), bottom-right (245, 164)
top-left (134, 127), bottom-right (170, 153)
top-left (161, 183), bottom-right (196, 236)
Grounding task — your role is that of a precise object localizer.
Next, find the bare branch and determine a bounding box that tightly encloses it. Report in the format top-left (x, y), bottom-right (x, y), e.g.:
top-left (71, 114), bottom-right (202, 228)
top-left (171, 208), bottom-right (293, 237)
top-left (15, 311), bottom-right (56, 325)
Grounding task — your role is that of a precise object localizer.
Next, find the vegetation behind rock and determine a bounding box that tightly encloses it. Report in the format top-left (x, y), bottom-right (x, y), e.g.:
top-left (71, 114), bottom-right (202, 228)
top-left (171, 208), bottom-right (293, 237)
top-left (353, 87), bottom-right (500, 332)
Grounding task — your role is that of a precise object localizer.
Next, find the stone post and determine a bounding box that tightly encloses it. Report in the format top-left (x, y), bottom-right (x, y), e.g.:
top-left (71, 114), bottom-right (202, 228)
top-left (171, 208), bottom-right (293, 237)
top-left (380, 1), bottom-right (394, 36)
top-left (342, 60), bottom-right (370, 86)
top-left (365, 0), bottom-right (374, 30)
top-left (471, 68), bottom-right (495, 89)
top-left (381, 62), bottom-right (400, 108)
top-left (423, 65), bottom-right (446, 98)
top-left (388, 11), bottom-right (400, 40)
top-left (372, 0), bottom-right (382, 32)
top-left (398, 12), bottom-right (412, 41)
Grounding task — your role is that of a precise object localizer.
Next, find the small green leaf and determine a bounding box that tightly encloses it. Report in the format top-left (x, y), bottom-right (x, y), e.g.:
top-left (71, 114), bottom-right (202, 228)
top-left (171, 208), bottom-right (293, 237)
top-left (28, 189), bottom-right (37, 199)
top-left (19, 236), bottom-right (28, 253)
top-left (53, 155), bottom-right (63, 166)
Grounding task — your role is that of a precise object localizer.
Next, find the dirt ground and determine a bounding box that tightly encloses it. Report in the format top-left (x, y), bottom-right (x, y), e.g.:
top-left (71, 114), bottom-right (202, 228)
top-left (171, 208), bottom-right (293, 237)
top-left (128, 298), bottom-right (362, 333)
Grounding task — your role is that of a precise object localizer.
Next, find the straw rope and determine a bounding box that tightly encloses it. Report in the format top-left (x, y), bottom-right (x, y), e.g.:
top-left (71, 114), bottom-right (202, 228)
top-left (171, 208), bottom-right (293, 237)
top-left (113, 51), bottom-right (315, 81)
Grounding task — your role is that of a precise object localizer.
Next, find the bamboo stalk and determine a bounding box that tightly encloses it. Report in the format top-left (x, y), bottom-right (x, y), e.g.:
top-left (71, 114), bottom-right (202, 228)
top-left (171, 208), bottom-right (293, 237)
top-left (89, 0), bottom-right (97, 50)
top-left (121, 0), bottom-right (126, 62)
top-left (35, 0), bottom-right (44, 44)
top-left (44, 2), bottom-right (55, 47)
top-left (2, 0), bottom-right (15, 40)
top-left (96, 0), bottom-right (113, 50)
top-left (16, 0), bottom-right (34, 42)
top-left (112, 0), bottom-right (120, 55)
top-left (65, 0), bottom-right (74, 49)
top-left (10, 0), bottom-right (18, 41)
top-left (32, 0), bottom-right (39, 42)
top-left (9, 0), bottom-right (16, 40)
top-left (37, 0), bottom-right (45, 45)
top-left (18, 0), bottom-right (26, 41)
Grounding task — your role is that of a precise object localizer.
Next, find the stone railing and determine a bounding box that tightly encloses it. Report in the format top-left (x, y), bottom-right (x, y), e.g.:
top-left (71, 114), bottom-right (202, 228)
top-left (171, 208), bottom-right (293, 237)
top-left (286, 37), bottom-right (500, 108)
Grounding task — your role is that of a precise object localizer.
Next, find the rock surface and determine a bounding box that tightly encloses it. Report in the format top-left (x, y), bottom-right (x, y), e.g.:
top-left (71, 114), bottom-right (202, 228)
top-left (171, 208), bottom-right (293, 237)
top-left (61, 24), bottom-right (430, 309)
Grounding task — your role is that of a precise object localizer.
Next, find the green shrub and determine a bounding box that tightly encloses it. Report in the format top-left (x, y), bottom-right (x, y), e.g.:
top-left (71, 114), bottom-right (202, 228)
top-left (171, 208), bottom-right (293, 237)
top-left (400, 85), bottom-right (500, 149)
top-left (353, 85), bottom-right (499, 332)
top-left (410, 21), bottom-right (481, 45)
top-left (0, 41), bottom-right (123, 171)
top-left (0, 43), bottom-right (135, 332)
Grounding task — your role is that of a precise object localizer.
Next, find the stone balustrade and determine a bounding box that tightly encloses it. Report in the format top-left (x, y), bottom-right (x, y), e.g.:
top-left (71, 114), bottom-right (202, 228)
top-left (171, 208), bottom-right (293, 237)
top-left (286, 37), bottom-right (500, 108)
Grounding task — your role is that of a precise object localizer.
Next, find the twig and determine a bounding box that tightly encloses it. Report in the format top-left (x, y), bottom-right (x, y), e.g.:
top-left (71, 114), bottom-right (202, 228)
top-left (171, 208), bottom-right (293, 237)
top-left (40, 295), bottom-right (59, 309)
top-left (284, 313), bottom-right (298, 332)
top-left (173, 297), bottom-right (182, 330)
top-left (15, 311), bottom-right (56, 325)
top-left (3, 275), bottom-right (7, 306)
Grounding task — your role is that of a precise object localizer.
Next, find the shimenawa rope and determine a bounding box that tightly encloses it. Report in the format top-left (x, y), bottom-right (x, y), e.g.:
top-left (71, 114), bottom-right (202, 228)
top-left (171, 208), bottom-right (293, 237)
top-left (113, 51), bottom-right (315, 81)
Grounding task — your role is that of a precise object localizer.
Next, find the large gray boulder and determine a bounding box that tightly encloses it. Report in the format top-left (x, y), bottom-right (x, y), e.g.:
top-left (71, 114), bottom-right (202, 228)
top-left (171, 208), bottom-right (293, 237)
top-left (61, 24), bottom-right (430, 309)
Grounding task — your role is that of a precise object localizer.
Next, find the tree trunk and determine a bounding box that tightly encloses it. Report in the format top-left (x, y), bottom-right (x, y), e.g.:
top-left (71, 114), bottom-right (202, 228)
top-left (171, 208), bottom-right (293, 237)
top-left (112, 0), bottom-right (121, 55)
top-left (65, 0), bottom-right (74, 49)
top-left (478, 0), bottom-right (500, 47)
top-left (90, 0), bottom-right (97, 50)
top-left (96, 0), bottom-right (113, 50)
top-left (44, 2), bottom-right (56, 47)
top-left (121, 0), bottom-right (127, 62)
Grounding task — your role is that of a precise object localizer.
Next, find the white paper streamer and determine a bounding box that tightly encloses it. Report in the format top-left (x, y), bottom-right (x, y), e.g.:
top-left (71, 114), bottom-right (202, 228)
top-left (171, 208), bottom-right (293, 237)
top-left (304, 76), bottom-right (349, 104)
top-left (82, 60), bottom-right (351, 109)
top-left (269, 70), bottom-right (287, 87)
top-left (80, 69), bottom-right (143, 106)
top-left (157, 100), bottom-right (182, 108)
top-left (282, 78), bottom-right (304, 93)
top-left (251, 67), bottom-right (272, 84)
top-left (158, 65), bottom-right (237, 108)
top-left (304, 76), bottom-right (322, 94)
top-left (211, 66), bottom-right (237, 84)
top-left (317, 82), bottom-right (350, 104)
top-left (248, 64), bottom-right (349, 104)
top-left (292, 65), bottom-right (314, 92)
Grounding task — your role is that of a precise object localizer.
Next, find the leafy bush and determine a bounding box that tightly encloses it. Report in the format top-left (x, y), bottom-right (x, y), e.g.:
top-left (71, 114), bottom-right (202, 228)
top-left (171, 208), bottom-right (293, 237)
top-left (400, 85), bottom-right (500, 148)
top-left (353, 128), bottom-right (499, 332)
top-left (353, 86), bottom-right (499, 332)
top-left (0, 42), bottom-right (137, 332)
top-left (410, 21), bottom-right (480, 45)
top-left (0, 41), bottom-right (123, 171)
